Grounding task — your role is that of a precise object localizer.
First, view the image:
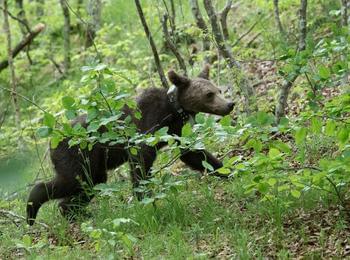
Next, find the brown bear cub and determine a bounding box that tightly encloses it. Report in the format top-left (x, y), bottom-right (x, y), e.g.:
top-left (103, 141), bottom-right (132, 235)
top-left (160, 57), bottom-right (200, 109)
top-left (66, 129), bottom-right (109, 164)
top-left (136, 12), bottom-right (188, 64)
top-left (26, 66), bottom-right (234, 225)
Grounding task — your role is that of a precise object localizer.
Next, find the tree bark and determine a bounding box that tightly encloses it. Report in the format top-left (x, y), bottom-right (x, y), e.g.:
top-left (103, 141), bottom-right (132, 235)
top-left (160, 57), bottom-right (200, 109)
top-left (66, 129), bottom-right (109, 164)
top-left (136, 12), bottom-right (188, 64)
top-left (273, 0), bottom-right (285, 36)
top-left (203, 0), bottom-right (256, 113)
top-left (59, 0), bottom-right (71, 73)
top-left (219, 0), bottom-right (232, 41)
top-left (189, 0), bottom-right (210, 62)
top-left (2, 0), bottom-right (23, 149)
top-left (341, 0), bottom-right (349, 88)
top-left (0, 23), bottom-right (45, 72)
top-left (162, 14), bottom-right (187, 75)
top-left (275, 0), bottom-right (307, 123)
top-left (135, 0), bottom-right (169, 89)
top-left (85, 0), bottom-right (101, 49)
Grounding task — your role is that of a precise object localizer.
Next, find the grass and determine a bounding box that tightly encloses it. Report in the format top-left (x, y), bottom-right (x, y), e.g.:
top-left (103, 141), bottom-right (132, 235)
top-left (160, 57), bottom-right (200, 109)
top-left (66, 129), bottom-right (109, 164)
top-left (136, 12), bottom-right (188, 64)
top-left (0, 152), bottom-right (348, 258)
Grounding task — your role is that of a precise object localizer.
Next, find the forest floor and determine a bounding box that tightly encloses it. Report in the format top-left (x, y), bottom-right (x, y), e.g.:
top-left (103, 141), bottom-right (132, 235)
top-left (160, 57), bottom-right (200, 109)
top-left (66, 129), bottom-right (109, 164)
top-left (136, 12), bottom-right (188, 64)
top-left (0, 155), bottom-right (349, 259)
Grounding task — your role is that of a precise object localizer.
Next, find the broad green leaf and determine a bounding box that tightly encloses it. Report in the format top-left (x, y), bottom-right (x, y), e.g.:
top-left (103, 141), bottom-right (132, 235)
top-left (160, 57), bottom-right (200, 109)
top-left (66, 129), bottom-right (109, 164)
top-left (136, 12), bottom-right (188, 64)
top-left (257, 182), bottom-right (269, 193)
top-left (291, 189), bottom-right (301, 198)
top-left (337, 127), bottom-right (349, 144)
top-left (318, 65), bottom-right (331, 80)
top-left (325, 120), bottom-right (336, 136)
top-left (217, 167), bottom-right (231, 174)
top-left (202, 161), bottom-right (214, 172)
top-left (267, 178), bottom-right (277, 186)
top-left (62, 96), bottom-right (75, 109)
top-left (181, 123), bottom-right (193, 137)
top-left (269, 148), bottom-right (281, 158)
top-left (43, 113), bottom-right (55, 128)
top-left (130, 147), bottom-right (138, 155)
top-left (220, 115), bottom-right (231, 127)
top-left (141, 197), bottom-right (155, 205)
top-left (295, 127), bottom-right (307, 145)
top-left (36, 126), bottom-right (52, 138)
top-left (310, 117), bottom-right (322, 134)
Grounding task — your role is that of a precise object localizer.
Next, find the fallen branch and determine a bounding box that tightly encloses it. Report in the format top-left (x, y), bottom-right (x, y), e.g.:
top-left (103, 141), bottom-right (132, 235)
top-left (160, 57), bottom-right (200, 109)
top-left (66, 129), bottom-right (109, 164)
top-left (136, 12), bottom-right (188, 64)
top-left (0, 209), bottom-right (49, 229)
top-left (0, 23), bottom-right (45, 73)
top-left (161, 14), bottom-right (187, 75)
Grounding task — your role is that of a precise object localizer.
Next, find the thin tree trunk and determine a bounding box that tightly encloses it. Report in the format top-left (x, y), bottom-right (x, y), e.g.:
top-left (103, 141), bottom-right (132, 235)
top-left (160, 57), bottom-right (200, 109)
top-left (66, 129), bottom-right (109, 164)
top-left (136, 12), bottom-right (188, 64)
top-left (203, 0), bottom-right (256, 113)
top-left (135, 0), bottom-right (169, 89)
top-left (15, 0), bottom-right (30, 35)
top-left (341, 0), bottom-right (349, 88)
top-left (219, 0), bottom-right (232, 41)
top-left (2, 0), bottom-right (23, 149)
top-left (275, 0), bottom-right (307, 123)
top-left (85, 0), bottom-right (101, 49)
top-left (273, 0), bottom-right (285, 36)
top-left (162, 14), bottom-right (187, 75)
top-left (59, 0), bottom-right (71, 73)
top-left (189, 0), bottom-right (210, 63)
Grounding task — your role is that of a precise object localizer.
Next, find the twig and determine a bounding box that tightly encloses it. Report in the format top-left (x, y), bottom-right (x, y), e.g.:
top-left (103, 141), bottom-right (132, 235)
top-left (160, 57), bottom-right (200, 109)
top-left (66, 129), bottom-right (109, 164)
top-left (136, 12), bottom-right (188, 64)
top-left (0, 6), bottom-right (31, 33)
top-left (233, 20), bottom-right (259, 47)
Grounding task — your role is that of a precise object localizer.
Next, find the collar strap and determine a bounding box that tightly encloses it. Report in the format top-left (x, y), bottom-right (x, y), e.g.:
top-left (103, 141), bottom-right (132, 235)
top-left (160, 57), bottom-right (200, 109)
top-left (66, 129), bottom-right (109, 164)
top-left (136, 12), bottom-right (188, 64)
top-left (167, 85), bottom-right (191, 122)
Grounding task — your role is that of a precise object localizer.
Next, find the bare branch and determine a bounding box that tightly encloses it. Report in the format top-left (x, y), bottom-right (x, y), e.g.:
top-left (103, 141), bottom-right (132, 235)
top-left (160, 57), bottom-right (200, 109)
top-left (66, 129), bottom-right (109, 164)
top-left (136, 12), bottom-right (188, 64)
top-left (135, 0), bottom-right (169, 89)
top-left (233, 20), bottom-right (259, 47)
top-left (161, 14), bottom-right (187, 75)
top-left (0, 23), bottom-right (45, 72)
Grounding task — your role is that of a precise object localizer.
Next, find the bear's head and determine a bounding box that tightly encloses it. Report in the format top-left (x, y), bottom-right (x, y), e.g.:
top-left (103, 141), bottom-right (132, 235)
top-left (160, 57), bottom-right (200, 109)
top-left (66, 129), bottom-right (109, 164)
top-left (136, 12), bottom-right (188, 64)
top-left (168, 65), bottom-right (234, 116)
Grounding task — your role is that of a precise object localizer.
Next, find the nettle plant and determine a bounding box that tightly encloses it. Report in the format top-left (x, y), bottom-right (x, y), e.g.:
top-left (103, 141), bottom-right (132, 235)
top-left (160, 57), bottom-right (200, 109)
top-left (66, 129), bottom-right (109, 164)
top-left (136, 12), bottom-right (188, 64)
top-left (237, 96), bottom-right (350, 213)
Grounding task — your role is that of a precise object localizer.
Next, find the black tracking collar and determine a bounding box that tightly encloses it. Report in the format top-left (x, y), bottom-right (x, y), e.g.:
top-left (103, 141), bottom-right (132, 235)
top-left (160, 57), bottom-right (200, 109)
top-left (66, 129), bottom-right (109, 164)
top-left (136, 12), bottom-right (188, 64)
top-left (167, 85), bottom-right (193, 123)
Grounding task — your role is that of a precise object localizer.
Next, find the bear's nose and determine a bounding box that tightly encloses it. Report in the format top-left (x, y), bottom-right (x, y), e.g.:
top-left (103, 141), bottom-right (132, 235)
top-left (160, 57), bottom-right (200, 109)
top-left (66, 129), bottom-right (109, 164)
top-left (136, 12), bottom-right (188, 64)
top-left (227, 102), bottom-right (235, 111)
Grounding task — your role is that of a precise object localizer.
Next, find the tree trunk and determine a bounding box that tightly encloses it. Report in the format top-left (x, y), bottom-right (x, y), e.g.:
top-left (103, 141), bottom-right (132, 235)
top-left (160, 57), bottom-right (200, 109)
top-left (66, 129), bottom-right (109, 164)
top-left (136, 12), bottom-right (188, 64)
top-left (189, 0), bottom-right (210, 63)
top-left (275, 0), bottom-right (307, 123)
top-left (341, 0), bottom-right (349, 88)
top-left (85, 0), bottom-right (101, 49)
top-left (135, 0), bottom-right (169, 89)
top-left (59, 0), bottom-right (71, 73)
top-left (203, 0), bottom-right (256, 113)
top-left (2, 0), bottom-right (23, 149)
top-left (273, 0), bottom-right (285, 36)
top-left (219, 0), bottom-right (232, 41)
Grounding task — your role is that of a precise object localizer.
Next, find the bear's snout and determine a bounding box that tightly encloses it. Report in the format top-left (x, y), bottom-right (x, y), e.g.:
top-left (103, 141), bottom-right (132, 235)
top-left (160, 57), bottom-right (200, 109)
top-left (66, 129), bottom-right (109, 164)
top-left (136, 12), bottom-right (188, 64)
top-left (227, 102), bottom-right (235, 111)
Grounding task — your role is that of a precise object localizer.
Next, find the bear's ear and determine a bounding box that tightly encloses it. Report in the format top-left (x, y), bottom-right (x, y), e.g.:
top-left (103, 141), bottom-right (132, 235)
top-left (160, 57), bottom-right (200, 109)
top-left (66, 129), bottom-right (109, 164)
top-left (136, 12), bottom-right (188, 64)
top-left (168, 70), bottom-right (190, 88)
top-left (197, 64), bottom-right (210, 79)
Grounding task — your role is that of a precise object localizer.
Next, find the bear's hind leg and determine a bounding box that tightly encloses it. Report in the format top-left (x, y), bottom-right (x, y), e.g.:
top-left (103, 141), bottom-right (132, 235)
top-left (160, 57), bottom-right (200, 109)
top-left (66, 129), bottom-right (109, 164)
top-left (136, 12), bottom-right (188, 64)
top-left (26, 176), bottom-right (80, 225)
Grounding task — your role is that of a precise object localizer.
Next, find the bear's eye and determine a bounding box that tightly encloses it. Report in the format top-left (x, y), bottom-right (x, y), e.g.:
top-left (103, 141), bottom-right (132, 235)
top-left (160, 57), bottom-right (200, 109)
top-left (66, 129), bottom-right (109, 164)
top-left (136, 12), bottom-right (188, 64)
top-left (206, 92), bottom-right (215, 99)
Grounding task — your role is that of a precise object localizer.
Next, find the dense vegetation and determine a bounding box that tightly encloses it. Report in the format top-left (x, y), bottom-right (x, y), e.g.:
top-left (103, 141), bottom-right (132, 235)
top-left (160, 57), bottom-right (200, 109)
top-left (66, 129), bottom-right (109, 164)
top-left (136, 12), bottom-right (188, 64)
top-left (0, 0), bottom-right (349, 258)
